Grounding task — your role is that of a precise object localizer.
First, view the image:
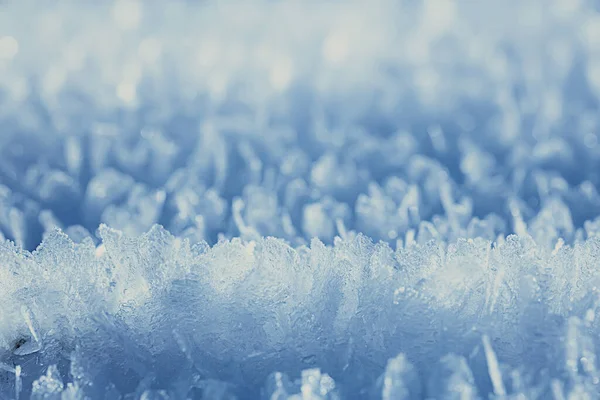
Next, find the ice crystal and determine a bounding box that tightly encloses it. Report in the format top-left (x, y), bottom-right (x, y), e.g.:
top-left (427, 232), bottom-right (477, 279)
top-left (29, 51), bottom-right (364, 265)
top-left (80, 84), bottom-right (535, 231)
top-left (1, 0), bottom-right (600, 399)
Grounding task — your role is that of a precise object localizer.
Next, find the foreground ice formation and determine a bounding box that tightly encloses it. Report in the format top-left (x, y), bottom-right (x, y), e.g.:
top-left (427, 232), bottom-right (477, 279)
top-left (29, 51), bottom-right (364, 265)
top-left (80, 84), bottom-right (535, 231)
top-left (3, 0), bottom-right (600, 398)
top-left (8, 226), bottom-right (600, 399)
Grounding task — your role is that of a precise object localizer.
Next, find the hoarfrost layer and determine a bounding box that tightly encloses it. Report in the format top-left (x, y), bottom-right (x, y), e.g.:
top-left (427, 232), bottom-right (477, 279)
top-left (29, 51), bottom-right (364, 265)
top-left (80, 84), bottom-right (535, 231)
top-left (0, 0), bottom-right (600, 399)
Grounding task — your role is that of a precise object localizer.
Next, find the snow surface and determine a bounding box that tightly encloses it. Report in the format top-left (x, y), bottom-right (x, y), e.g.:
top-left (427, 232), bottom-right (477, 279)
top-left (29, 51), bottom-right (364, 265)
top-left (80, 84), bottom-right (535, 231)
top-left (1, 0), bottom-right (600, 398)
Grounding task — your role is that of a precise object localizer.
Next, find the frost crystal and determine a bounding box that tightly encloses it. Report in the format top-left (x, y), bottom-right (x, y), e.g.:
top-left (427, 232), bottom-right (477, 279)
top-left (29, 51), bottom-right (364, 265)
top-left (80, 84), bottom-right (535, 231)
top-left (1, 0), bottom-right (600, 398)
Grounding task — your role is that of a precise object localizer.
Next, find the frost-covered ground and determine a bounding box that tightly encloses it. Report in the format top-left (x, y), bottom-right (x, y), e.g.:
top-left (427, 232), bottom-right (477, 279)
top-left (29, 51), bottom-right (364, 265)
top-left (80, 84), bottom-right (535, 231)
top-left (1, 0), bottom-right (600, 398)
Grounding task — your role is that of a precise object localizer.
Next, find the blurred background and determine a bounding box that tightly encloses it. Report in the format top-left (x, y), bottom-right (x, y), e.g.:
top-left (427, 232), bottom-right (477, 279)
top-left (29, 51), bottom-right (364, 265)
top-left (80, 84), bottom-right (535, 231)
top-left (0, 0), bottom-right (599, 251)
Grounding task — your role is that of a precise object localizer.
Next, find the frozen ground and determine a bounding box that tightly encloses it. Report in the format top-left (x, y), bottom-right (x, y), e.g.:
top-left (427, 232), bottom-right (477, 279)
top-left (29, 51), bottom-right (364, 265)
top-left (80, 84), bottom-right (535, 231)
top-left (1, 0), bottom-right (600, 398)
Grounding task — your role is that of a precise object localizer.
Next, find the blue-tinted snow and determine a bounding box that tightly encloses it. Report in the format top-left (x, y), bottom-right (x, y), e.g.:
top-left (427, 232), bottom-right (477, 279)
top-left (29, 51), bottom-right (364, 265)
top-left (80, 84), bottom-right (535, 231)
top-left (1, 0), bottom-right (600, 398)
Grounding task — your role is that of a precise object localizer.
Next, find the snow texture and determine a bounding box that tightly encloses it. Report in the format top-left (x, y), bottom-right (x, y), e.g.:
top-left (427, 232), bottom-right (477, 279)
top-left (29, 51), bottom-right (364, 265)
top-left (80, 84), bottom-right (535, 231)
top-left (0, 0), bottom-right (600, 398)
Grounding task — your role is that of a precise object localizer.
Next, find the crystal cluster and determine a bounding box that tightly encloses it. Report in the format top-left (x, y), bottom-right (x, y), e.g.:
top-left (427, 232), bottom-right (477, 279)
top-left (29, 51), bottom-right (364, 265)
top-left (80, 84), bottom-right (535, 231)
top-left (1, 0), bottom-right (600, 398)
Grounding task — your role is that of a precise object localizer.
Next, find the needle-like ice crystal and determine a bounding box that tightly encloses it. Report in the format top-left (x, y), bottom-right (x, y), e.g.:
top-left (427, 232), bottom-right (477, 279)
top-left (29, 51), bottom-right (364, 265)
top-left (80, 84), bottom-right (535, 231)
top-left (1, 0), bottom-right (600, 398)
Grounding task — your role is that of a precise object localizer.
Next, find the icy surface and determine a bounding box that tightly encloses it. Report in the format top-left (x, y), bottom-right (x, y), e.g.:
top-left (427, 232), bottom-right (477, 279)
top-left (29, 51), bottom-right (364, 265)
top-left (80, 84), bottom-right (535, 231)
top-left (1, 0), bottom-right (600, 398)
